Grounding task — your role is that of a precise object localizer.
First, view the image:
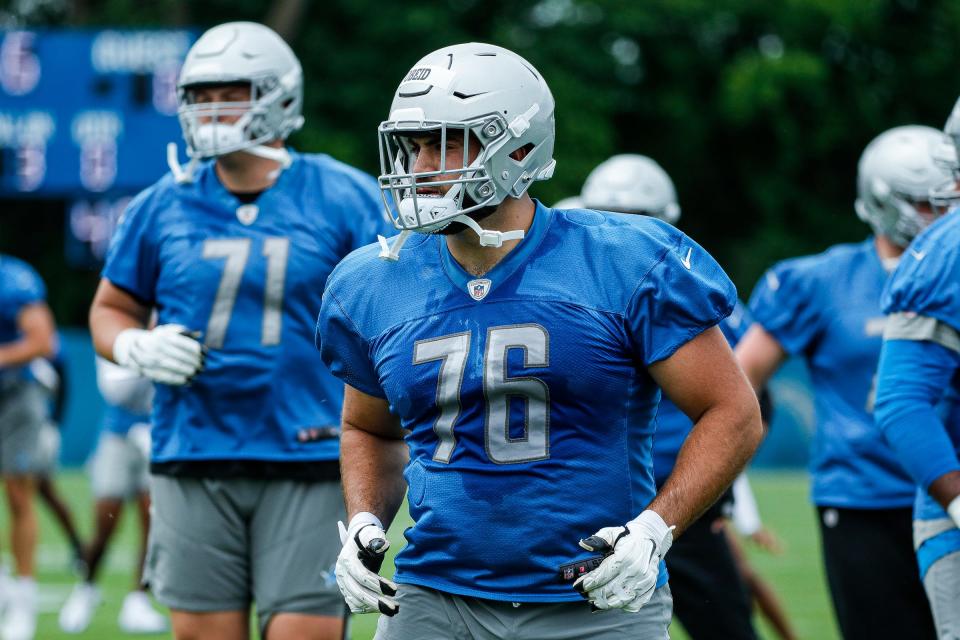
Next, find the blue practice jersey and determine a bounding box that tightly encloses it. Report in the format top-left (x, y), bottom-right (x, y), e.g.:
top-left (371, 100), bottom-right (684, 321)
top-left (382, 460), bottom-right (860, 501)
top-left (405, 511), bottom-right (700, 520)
top-left (103, 151), bottom-right (389, 464)
top-left (102, 404), bottom-right (150, 437)
top-left (652, 300), bottom-right (750, 486)
top-left (318, 203), bottom-right (736, 602)
top-left (748, 239), bottom-right (915, 509)
top-left (0, 255), bottom-right (47, 388)
top-left (876, 212), bottom-right (960, 523)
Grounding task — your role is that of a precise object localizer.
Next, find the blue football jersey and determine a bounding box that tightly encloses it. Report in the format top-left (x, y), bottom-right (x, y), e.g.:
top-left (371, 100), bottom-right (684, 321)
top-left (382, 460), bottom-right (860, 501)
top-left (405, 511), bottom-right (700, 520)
top-left (652, 300), bottom-right (750, 487)
top-left (102, 404), bottom-right (150, 437)
top-left (878, 212), bottom-right (960, 522)
top-left (0, 255), bottom-right (47, 387)
top-left (748, 239), bottom-right (915, 509)
top-left (103, 152), bottom-right (389, 464)
top-left (318, 203), bottom-right (736, 602)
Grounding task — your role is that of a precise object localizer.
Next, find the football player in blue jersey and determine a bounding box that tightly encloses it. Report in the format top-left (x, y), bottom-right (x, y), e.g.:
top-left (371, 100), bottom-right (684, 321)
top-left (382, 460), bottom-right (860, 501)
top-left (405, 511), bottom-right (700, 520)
top-left (88, 22), bottom-right (389, 640)
top-left (874, 102), bottom-right (960, 639)
top-left (0, 254), bottom-right (57, 640)
top-left (563, 153), bottom-right (760, 640)
top-left (59, 358), bottom-right (166, 635)
top-left (736, 125), bottom-right (950, 640)
top-left (317, 43), bottom-right (763, 639)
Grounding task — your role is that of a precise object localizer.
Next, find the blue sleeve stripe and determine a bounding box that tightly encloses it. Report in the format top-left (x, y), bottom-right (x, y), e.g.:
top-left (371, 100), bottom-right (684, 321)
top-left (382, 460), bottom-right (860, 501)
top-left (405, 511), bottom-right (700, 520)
top-left (917, 528), bottom-right (960, 580)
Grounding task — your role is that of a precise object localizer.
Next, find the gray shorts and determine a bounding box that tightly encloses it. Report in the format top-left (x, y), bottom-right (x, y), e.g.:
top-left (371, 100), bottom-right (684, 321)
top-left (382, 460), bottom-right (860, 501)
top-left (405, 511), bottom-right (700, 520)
top-left (0, 381), bottom-right (45, 476)
top-left (89, 430), bottom-right (149, 499)
top-left (374, 583), bottom-right (673, 640)
top-left (145, 475), bottom-right (346, 633)
top-left (35, 421), bottom-right (61, 475)
top-left (915, 518), bottom-right (960, 638)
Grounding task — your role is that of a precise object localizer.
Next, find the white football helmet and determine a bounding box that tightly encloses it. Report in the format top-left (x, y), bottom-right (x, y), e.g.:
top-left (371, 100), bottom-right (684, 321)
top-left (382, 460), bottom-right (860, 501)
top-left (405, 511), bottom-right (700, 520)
top-left (930, 97), bottom-right (960, 215)
top-left (579, 154), bottom-right (680, 224)
top-left (377, 42), bottom-right (556, 259)
top-left (855, 125), bottom-right (954, 247)
top-left (168, 22), bottom-right (304, 182)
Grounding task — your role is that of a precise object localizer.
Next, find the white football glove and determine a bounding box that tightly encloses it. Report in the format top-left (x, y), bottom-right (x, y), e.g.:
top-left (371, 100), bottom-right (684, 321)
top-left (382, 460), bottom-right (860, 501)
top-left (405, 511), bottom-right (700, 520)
top-left (573, 510), bottom-right (674, 612)
top-left (113, 325), bottom-right (205, 386)
top-left (336, 513), bottom-right (399, 616)
top-left (947, 495), bottom-right (960, 530)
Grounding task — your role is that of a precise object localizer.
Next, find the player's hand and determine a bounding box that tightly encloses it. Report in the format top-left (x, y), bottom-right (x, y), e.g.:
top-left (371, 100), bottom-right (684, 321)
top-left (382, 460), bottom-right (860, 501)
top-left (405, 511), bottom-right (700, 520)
top-left (336, 513), bottom-right (399, 616)
top-left (113, 325), bottom-right (204, 386)
top-left (748, 526), bottom-right (784, 555)
top-left (573, 510), bottom-right (674, 612)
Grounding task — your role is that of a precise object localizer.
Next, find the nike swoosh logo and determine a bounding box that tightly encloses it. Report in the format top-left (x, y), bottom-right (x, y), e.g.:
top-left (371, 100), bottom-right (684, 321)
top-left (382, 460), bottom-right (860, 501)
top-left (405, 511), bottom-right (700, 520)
top-left (681, 247), bottom-right (692, 270)
top-left (911, 249), bottom-right (927, 261)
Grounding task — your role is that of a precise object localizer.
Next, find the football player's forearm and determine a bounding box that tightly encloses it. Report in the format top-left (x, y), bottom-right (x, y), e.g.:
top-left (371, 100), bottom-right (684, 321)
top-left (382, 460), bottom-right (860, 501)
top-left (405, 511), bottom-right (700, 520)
top-left (649, 394), bottom-right (762, 535)
top-left (340, 428), bottom-right (408, 529)
top-left (89, 303), bottom-right (146, 362)
top-left (929, 471), bottom-right (960, 512)
top-left (0, 335), bottom-right (53, 368)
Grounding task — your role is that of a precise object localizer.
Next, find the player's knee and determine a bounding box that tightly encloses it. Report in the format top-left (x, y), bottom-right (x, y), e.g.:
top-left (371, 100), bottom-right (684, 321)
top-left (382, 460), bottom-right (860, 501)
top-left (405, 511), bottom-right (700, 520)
top-left (4, 478), bottom-right (35, 517)
top-left (262, 612), bottom-right (344, 640)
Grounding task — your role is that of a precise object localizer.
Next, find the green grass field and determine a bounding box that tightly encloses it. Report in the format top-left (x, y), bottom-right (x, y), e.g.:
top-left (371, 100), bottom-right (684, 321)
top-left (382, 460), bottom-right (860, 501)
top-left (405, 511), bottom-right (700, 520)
top-left (8, 470), bottom-right (840, 639)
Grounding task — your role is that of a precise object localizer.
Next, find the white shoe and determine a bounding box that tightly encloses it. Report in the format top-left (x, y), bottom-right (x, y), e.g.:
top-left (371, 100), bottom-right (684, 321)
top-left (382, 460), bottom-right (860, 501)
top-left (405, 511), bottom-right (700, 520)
top-left (1, 578), bottom-right (36, 640)
top-left (118, 591), bottom-right (168, 634)
top-left (58, 583), bottom-right (99, 634)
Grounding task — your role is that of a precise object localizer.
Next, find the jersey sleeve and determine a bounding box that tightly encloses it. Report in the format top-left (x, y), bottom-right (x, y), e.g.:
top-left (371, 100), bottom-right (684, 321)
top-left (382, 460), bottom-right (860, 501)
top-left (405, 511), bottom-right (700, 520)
top-left (8, 263), bottom-right (46, 309)
top-left (625, 231), bottom-right (737, 366)
top-left (882, 225), bottom-right (960, 333)
top-left (0, 261), bottom-right (47, 327)
top-left (101, 189), bottom-right (159, 304)
top-left (875, 332), bottom-right (960, 489)
top-left (316, 287), bottom-right (386, 398)
top-left (747, 258), bottom-right (823, 355)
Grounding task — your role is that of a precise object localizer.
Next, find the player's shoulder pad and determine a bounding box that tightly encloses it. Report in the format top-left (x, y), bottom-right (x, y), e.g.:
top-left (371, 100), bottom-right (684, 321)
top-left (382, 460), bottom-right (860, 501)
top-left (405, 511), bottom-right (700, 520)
top-left (760, 240), bottom-right (865, 296)
top-left (883, 212), bottom-right (960, 327)
top-left (323, 232), bottom-right (436, 330)
top-left (0, 254), bottom-right (44, 295)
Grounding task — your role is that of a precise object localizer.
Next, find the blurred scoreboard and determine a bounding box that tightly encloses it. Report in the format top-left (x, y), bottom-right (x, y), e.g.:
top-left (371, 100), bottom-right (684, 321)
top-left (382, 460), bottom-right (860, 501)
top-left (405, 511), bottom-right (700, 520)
top-left (0, 29), bottom-right (195, 196)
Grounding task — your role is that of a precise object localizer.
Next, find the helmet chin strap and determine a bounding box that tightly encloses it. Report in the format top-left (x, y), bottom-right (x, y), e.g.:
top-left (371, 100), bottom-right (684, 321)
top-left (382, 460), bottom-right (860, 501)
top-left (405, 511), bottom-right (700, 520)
top-left (451, 214), bottom-right (525, 247)
top-left (166, 142), bottom-right (292, 184)
top-left (377, 214), bottom-right (524, 262)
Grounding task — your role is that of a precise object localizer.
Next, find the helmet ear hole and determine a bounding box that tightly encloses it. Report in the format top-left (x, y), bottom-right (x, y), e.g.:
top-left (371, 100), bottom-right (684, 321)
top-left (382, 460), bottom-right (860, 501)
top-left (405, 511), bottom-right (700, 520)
top-left (509, 142), bottom-right (535, 163)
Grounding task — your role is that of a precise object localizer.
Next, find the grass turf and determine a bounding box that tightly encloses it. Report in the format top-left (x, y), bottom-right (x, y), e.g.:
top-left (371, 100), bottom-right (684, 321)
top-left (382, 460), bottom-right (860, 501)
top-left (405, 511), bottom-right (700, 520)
top-left (7, 470), bottom-right (840, 639)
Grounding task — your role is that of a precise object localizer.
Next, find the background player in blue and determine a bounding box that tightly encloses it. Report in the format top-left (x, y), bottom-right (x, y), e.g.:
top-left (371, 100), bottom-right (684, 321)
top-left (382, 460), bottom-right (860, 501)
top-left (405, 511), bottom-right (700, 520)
top-left (736, 125), bottom-right (949, 640)
top-left (559, 153), bottom-right (761, 640)
top-left (318, 43), bottom-right (763, 639)
top-left (875, 103), bottom-right (960, 639)
top-left (88, 22), bottom-right (389, 640)
top-left (59, 357), bottom-right (167, 635)
top-left (0, 253), bottom-right (57, 640)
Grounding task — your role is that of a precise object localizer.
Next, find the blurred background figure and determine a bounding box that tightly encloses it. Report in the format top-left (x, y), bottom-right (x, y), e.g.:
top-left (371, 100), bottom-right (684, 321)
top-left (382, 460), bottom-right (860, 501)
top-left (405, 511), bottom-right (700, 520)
top-left (0, 253), bottom-right (57, 640)
top-left (735, 125), bottom-right (952, 640)
top-left (874, 100), bottom-right (960, 640)
top-left (58, 357), bottom-right (165, 635)
top-left (563, 153), bottom-right (794, 640)
top-left (26, 342), bottom-right (86, 573)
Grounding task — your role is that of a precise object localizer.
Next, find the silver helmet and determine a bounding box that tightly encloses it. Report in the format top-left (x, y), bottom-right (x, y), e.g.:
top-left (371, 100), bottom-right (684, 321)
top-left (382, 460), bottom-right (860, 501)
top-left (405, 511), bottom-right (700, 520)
top-left (579, 154), bottom-right (680, 224)
top-left (168, 22), bottom-right (304, 181)
top-left (930, 97), bottom-right (960, 215)
top-left (377, 42), bottom-right (556, 255)
top-left (855, 125), bottom-right (953, 247)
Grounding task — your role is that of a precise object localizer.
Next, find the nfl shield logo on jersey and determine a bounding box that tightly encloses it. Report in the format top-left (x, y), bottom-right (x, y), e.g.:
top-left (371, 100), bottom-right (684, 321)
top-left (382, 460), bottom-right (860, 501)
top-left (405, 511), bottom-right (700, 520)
top-left (236, 204), bottom-right (259, 226)
top-left (467, 278), bottom-right (491, 301)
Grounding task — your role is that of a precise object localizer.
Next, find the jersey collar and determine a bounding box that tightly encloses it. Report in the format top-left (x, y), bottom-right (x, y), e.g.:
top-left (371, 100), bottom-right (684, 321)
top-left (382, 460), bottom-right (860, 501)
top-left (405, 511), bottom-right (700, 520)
top-left (437, 200), bottom-right (554, 301)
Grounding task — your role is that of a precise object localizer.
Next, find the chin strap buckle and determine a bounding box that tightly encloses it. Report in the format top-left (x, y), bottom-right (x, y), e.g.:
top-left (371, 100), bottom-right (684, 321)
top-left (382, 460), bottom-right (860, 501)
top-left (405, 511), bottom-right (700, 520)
top-left (167, 143), bottom-right (199, 184)
top-left (378, 230), bottom-right (413, 261)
